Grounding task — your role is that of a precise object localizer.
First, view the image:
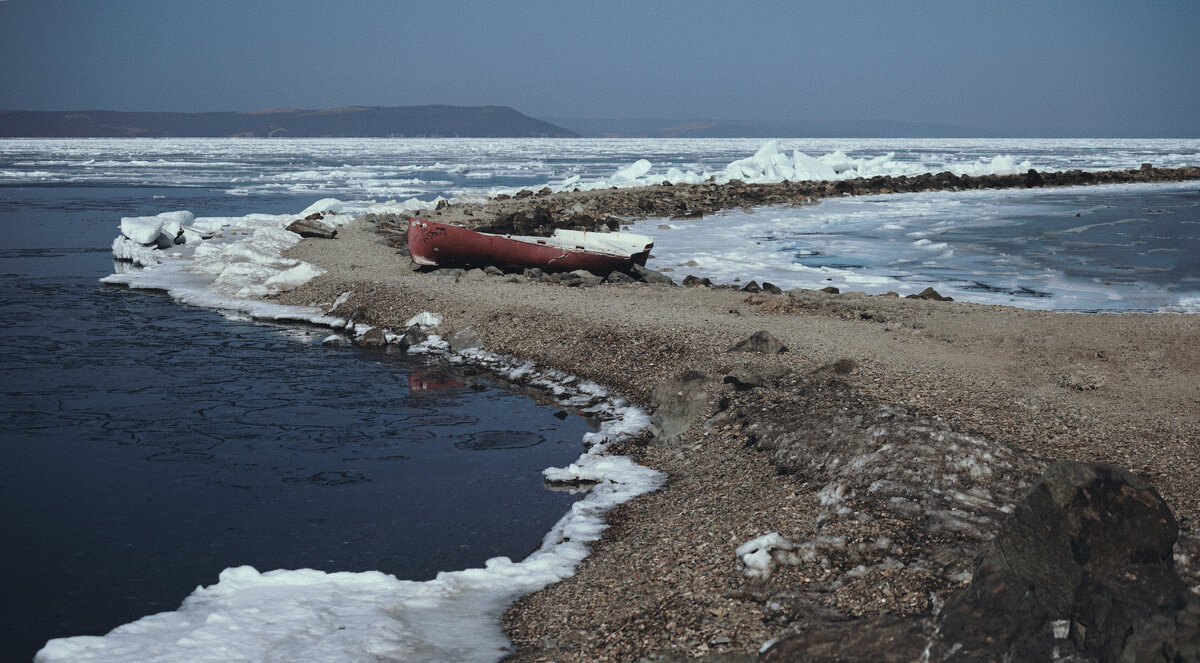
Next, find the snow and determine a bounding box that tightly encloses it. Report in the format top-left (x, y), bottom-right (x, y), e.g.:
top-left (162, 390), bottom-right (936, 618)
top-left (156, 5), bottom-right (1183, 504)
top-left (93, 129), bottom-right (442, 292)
top-left (737, 533), bottom-right (800, 580)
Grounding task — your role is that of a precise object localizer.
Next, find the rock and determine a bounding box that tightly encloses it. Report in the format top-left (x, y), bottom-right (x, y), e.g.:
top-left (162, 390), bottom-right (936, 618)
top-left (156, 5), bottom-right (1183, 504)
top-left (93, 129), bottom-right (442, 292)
top-left (524, 267), bottom-right (546, 280)
top-left (819, 285), bottom-right (840, 294)
top-left (649, 370), bottom-right (713, 443)
top-left (1024, 168), bottom-right (1045, 188)
top-left (446, 325), bottom-right (483, 352)
top-left (682, 275), bottom-right (713, 287)
top-left (907, 286), bottom-right (953, 301)
top-left (740, 280), bottom-right (761, 293)
top-left (568, 269), bottom-right (603, 287)
top-left (605, 270), bottom-right (637, 284)
top-left (728, 330), bottom-right (788, 354)
top-left (483, 265), bottom-right (505, 276)
top-left (461, 268), bottom-right (488, 281)
top-left (761, 282), bottom-right (782, 295)
top-left (432, 267), bottom-right (465, 283)
top-left (286, 218), bottom-right (337, 239)
top-left (631, 263), bottom-right (675, 286)
top-left (978, 460), bottom-right (1178, 618)
top-left (353, 327), bottom-right (387, 347)
top-left (965, 460), bottom-right (1199, 662)
top-left (927, 567), bottom-right (1054, 662)
top-left (723, 372), bottom-right (767, 391)
top-left (398, 325), bottom-right (428, 350)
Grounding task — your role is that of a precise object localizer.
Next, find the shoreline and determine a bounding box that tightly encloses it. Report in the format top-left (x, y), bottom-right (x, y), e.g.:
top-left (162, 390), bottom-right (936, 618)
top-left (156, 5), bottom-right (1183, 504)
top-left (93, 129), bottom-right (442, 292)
top-left (276, 174), bottom-right (1200, 661)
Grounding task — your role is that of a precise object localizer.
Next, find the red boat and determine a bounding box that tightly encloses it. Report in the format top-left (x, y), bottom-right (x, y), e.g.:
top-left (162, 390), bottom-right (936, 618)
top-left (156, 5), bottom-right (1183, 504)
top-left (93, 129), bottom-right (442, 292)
top-left (407, 218), bottom-right (654, 274)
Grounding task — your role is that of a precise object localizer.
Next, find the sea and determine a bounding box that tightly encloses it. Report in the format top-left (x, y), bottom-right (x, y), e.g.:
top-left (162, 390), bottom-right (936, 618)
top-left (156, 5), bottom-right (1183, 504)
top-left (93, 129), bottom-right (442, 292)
top-left (1, 137), bottom-right (1198, 663)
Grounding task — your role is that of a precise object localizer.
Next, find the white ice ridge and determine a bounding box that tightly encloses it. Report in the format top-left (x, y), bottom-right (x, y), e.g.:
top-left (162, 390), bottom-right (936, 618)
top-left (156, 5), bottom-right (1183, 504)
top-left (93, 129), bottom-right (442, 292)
top-left (558, 140), bottom-right (1035, 193)
top-left (37, 346), bottom-right (662, 663)
top-left (102, 198), bottom-right (438, 324)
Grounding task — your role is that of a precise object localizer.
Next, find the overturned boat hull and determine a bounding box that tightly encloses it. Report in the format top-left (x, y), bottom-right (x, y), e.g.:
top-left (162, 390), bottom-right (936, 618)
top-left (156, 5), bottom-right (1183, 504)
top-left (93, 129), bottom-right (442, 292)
top-left (407, 218), bottom-right (653, 274)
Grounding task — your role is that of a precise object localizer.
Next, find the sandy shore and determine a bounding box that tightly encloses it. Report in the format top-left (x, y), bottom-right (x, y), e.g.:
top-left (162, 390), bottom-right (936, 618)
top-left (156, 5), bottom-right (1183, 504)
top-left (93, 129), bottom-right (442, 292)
top-left (276, 189), bottom-right (1199, 661)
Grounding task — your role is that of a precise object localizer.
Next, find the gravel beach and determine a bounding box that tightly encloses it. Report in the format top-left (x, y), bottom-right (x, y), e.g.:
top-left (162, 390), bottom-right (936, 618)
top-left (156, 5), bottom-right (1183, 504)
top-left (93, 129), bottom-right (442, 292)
top-left (275, 180), bottom-right (1200, 661)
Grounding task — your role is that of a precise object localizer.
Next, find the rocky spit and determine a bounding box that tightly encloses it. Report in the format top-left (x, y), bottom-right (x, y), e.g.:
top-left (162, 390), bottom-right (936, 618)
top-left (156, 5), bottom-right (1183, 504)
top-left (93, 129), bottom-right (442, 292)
top-left (275, 168), bottom-right (1200, 662)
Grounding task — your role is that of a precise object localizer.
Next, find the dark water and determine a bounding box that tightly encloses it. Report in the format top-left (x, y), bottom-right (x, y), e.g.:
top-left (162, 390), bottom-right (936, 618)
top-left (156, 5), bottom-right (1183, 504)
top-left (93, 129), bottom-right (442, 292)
top-left (0, 186), bottom-right (591, 662)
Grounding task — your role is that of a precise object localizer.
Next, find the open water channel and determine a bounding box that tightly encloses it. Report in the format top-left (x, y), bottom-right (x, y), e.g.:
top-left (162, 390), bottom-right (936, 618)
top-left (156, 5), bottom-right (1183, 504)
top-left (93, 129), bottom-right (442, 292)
top-left (0, 185), bottom-right (591, 662)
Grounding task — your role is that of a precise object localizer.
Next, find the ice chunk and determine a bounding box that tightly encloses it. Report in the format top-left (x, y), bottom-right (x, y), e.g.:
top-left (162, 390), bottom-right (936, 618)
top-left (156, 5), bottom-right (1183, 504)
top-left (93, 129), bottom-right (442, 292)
top-left (405, 311), bottom-right (443, 330)
top-left (611, 159), bottom-right (652, 184)
top-left (119, 216), bottom-right (165, 245)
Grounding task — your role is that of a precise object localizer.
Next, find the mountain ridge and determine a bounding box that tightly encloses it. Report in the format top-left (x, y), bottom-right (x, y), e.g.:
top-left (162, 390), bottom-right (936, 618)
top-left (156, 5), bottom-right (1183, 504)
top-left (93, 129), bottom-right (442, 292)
top-left (0, 105), bottom-right (579, 138)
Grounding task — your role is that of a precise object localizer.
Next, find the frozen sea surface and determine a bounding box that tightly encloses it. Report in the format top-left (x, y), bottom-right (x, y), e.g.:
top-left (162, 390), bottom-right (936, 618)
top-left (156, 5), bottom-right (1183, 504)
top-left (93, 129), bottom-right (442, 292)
top-left (632, 181), bottom-right (1200, 312)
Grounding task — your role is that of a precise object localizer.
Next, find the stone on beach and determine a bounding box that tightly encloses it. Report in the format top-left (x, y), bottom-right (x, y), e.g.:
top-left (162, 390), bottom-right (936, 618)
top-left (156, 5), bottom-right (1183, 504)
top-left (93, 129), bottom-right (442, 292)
top-left (649, 370), bottom-right (713, 443)
top-left (728, 330), bottom-right (788, 354)
top-left (286, 216), bottom-right (338, 239)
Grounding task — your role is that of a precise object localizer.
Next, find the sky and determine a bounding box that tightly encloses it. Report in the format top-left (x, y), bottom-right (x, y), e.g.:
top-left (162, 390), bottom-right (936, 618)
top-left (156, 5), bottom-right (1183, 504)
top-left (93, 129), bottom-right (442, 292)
top-left (1, 0), bottom-right (1198, 137)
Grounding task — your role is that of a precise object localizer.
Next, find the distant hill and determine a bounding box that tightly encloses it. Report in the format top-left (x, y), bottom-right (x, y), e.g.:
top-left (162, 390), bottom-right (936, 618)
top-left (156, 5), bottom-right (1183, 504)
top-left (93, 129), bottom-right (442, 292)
top-left (0, 105), bottom-right (579, 138)
top-left (547, 117), bottom-right (997, 138)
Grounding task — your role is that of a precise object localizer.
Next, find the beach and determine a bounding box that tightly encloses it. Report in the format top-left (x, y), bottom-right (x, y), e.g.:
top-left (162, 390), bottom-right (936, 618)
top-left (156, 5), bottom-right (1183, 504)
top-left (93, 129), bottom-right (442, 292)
top-left (277, 184), bottom-right (1200, 661)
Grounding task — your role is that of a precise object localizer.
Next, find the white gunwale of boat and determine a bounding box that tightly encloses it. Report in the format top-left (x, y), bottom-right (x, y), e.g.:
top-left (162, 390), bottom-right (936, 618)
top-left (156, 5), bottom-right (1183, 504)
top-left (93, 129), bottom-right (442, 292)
top-left (499, 228), bottom-right (654, 257)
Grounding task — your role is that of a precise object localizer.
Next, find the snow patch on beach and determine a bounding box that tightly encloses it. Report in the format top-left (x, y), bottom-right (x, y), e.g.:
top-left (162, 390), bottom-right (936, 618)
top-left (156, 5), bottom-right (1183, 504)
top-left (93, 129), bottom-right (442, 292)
top-left (101, 199), bottom-right (438, 323)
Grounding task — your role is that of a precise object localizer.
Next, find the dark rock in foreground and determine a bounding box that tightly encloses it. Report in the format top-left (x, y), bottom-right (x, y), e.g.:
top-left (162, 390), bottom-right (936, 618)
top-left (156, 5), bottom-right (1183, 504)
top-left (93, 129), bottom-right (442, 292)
top-left (762, 460), bottom-right (1200, 663)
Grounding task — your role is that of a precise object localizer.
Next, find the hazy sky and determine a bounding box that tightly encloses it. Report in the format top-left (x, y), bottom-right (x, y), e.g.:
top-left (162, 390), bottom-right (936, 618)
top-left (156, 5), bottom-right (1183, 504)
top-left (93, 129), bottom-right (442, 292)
top-left (2, 0), bottom-right (1198, 136)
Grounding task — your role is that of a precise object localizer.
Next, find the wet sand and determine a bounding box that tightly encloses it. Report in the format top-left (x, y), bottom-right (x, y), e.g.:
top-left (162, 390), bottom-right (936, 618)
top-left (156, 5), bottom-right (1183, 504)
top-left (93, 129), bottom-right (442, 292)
top-left (275, 185), bottom-right (1200, 661)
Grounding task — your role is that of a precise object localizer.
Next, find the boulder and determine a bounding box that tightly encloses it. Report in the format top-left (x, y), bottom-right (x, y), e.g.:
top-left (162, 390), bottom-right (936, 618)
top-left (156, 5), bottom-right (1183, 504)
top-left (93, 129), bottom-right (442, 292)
top-left (567, 269), bottom-right (603, 287)
top-left (649, 370), bottom-right (713, 443)
top-left (728, 330), bottom-right (788, 354)
top-left (446, 325), bottom-right (483, 352)
top-left (286, 217), bottom-right (337, 239)
top-left (353, 327), bottom-right (387, 347)
top-left (907, 286), bottom-right (953, 301)
top-left (925, 567), bottom-right (1054, 662)
top-left (631, 263), bottom-right (676, 286)
top-left (978, 460), bottom-right (1179, 618)
top-left (605, 270), bottom-right (637, 284)
top-left (398, 326), bottom-right (428, 350)
top-left (957, 460), bottom-right (1199, 662)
